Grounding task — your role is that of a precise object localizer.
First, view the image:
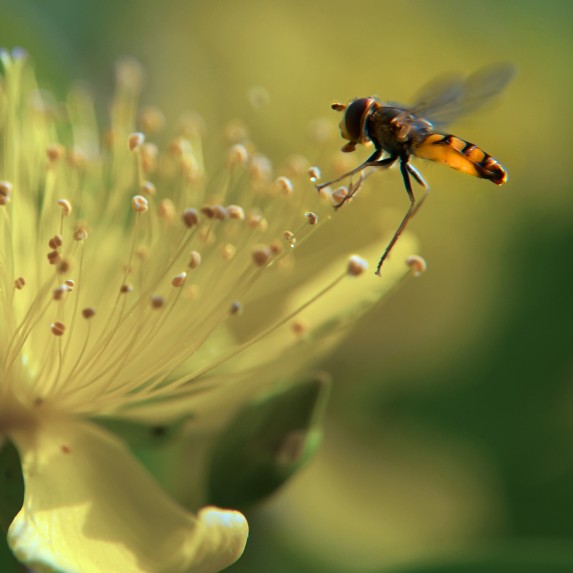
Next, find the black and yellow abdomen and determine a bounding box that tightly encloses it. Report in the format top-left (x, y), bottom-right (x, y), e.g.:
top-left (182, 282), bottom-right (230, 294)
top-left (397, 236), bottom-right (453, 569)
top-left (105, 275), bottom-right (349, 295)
top-left (413, 133), bottom-right (507, 185)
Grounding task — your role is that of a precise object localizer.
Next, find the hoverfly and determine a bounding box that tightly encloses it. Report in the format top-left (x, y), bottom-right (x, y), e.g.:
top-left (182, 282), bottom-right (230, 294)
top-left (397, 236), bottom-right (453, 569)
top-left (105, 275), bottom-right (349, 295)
top-left (316, 63), bottom-right (515, 275)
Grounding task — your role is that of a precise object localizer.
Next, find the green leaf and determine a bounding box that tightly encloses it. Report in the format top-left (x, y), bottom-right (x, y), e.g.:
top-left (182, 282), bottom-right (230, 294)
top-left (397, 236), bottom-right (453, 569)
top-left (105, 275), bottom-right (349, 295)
top-left (207, 377), bottom-right (330, 510)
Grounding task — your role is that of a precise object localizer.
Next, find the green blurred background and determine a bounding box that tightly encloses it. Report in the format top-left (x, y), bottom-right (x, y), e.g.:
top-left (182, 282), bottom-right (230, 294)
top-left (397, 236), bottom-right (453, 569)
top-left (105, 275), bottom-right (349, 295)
top-left (2, 0), bottom-right (573, 571)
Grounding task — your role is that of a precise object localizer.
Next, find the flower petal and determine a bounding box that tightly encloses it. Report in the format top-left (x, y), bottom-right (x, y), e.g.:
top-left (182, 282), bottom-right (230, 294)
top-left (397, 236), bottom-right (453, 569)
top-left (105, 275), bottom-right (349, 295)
top-left (7, 417), bottom-right (247, 573)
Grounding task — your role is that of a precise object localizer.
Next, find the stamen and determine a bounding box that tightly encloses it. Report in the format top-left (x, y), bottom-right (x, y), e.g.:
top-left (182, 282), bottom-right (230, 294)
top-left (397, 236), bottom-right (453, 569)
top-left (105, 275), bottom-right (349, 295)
top-left (275, 176), bottom-right (294, 195)
top-left (141, 181), bottom-right (156, 196)
top-left (50, 321), bottom-right (66, 336)
top-left (150, 295), bottom-right (165, 309)
top-left (171, 272), bottom-right (187, 288)
top-left (346, 255), bottom-right (368, 277)
top-left (308, 166), bottom-right (321, 182)
top-left (227, 205), bottom-right (245, 220)
top-left (57, 199), bottom-right (72, 217)
top-left (182, 208), bottom-right (199, 228)
top-left (252, 246), bottom-right (273, 267)
top-left (46, 143), bottom-right (66, 164)
top-left (0, 181), bottom-right (12, 205)
top-left (128, 132), bottom-right (145, 152)
top-left (405, 255), bottom-right (427, 276)
top-left (188, 250), bottom-right (202, 269)
top-left (305, 212), bottom-right (318, 225)
top-left (131, 195), bottom-right (149, 213)
top-left (82, 308), bottom-right (96, 319)
top-left (229, 301), bottom-right (243, 315)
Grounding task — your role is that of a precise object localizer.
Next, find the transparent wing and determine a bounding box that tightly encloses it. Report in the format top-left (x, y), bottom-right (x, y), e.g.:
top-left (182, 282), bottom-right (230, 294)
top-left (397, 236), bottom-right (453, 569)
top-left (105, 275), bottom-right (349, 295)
top-left (410, 63), bottom-right (516, 128)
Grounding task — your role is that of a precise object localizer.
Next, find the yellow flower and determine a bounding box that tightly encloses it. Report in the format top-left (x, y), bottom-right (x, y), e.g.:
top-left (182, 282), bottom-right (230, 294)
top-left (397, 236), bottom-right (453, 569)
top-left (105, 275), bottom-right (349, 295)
top-left (0, 49), bottom-right (420, 573)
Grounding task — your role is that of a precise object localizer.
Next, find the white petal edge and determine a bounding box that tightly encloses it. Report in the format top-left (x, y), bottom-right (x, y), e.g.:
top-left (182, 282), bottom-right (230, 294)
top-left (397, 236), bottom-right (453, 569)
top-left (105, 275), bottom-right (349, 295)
top-left (7, 416), bottom-right (248, 573)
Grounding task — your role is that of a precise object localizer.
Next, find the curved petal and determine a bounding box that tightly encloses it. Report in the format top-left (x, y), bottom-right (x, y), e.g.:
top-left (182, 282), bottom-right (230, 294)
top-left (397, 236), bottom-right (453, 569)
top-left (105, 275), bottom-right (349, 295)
top-left (7, 417), bottom-right (247, 573)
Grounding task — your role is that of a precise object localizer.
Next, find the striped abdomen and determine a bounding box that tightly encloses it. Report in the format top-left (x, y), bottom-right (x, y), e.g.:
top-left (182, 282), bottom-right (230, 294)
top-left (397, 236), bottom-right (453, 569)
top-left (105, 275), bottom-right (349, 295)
top-left (413, 133), bottom-right (507, 185)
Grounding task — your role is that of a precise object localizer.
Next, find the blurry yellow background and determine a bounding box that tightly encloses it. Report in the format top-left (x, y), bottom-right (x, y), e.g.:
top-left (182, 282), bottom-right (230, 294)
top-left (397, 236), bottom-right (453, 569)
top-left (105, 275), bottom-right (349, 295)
top-left (2, 1), bottom-right (573, 571)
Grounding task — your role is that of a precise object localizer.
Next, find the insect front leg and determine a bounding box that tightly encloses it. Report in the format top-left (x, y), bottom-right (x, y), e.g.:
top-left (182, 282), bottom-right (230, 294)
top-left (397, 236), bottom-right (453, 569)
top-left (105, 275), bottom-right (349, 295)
top-left (376, 158), bottom-right (418, 276)
top-left (315, 149), bottom-right (393, 191)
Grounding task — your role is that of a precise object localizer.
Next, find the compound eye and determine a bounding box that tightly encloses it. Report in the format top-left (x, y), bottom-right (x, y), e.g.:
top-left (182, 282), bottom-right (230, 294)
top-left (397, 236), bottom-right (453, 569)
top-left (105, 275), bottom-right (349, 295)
top-left (342, 97), bottom-right (375, 143)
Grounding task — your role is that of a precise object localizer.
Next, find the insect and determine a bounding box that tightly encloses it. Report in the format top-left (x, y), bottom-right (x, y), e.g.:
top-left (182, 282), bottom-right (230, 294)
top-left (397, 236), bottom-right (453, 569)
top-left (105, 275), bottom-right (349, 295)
top-left (315, 63), bottom-right (516, 276)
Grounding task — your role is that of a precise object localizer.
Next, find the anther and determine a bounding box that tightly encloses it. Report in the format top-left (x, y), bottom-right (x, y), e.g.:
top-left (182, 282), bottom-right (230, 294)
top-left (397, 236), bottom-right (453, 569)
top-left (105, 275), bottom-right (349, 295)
top-left (171, 272), bottom-right (187, 288)
top-left (283, 230), bottom-right (296, 244)
top-left (347, 255), bottom-right (368, 277)
top-left (73, 224), bottom-right (88, 241)
top-left (332, 186), bottom-right (349, 205)
top-left (405, 255), bottom-right (428, 277)
top-left (57, 199), bottom-right (72, 216)
top-left (182, 208), bottom-right (199, 228)
top-left (120, 284), bottom-right (133, 294)
top-left (252, 246), bottom-right (273, 267)
top-left (229, 301), bottom-right (243, 315)
top-left (0, 181), bottom-right (12, 205)
top-left (250, 155), bottom-right (272, 182)
top-left (247, 213), bottom-right (268, 231)
top-left (200, 205), bottom-right (215, 219)
top-left (292, 320), bottom-right (307, 337)
top-left (46, 143), bottom-right (65, 163)
top-left (247, 86), bottom-right (270, 109)
top-left (269, 240), bottom-right (282, 255)
top-left (82, 307), bottom-right (96, 319)
top-left (14, 277), bottom-right (26, 290)
top-left (139, 106), bottom-right (166, 134)
top-left (128, 131), bottom-right (145, 152)
top-left (141, 181), bottom-right (156, 196)
top-left (131, 195), bottom-right (149, 213)
top-left (53, 285), bottom-right (70, 301)
top-left (212, 205), bottom-right (229, 221)
top-left (276, 176), bottom-right (294, 195)
top-left (64, 279), bottom-right (75, 289)
top-left (48, 234), bottom-right (63, 249)
top-left (158, 198), bottom-right (176, 222)
top-left (150, 295), bottom-right (165, 309)
top-left (308, 166), bottom-right (321, 182)
top-left (227, 205), bottom-right (245, 220)
top-left (222, 243), bottom-right (236, 261)
top-left (188, 250), bottom-right (201, 269)
top-left (47, 251), bottom-right (61, 265)
top-left (57, 259), bottom-right (71, 274)
top-left (226, 144), bottom-right (249, 168)
top-left (50, 321), bottom-right (65, 336)
top-left (305, 212), bottom-right (318, 225)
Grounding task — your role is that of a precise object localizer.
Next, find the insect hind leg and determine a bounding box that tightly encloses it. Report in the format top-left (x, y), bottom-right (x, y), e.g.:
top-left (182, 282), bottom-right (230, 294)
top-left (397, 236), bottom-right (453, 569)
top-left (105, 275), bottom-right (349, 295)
top-left (376, 159), bottom-right (419, 276)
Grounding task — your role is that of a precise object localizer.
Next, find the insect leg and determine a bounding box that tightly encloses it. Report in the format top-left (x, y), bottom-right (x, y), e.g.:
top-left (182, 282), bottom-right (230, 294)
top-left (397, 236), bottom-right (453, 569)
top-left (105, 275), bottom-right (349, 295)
top-left (334, 156), bottom-right (397, 209)
top-left (376, 158), bottom-right (417, 276)
top-left (315, 149), bottom-right (392, 191)
top-left (406, 163), bottom-right (430, 217)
